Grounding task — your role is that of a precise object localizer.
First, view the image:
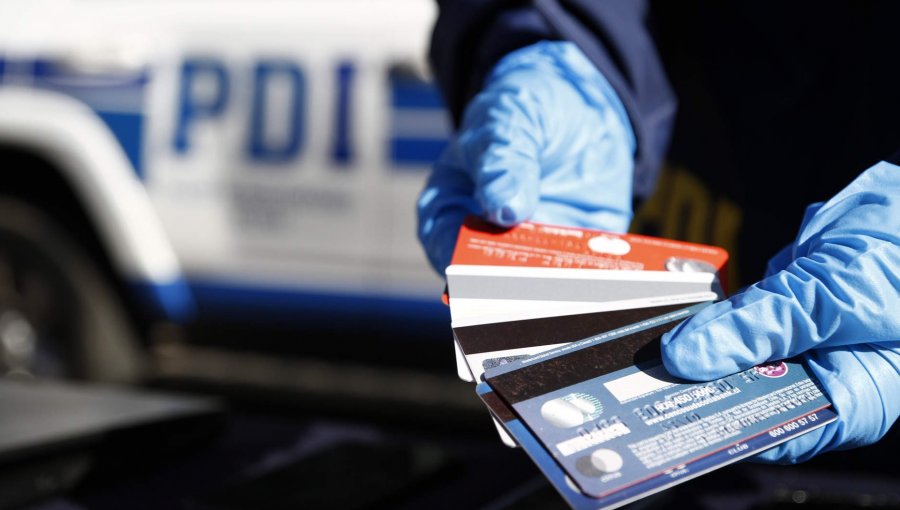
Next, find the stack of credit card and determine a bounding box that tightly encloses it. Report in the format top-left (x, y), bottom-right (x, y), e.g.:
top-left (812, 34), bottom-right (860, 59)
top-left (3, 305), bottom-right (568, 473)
top-left (444, 218), bottom-right (837, 509)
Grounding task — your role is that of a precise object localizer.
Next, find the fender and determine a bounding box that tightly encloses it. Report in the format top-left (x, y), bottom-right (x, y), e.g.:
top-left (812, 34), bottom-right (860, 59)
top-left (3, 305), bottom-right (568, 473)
top-left (0, 87), bottom-right (193, 320)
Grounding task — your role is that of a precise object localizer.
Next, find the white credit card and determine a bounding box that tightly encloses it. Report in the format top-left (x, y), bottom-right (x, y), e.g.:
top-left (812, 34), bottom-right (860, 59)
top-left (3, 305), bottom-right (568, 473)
top-left (447, 266), bottom-right (720, 304)
top-left (449, 291), bottom-right (720, 327)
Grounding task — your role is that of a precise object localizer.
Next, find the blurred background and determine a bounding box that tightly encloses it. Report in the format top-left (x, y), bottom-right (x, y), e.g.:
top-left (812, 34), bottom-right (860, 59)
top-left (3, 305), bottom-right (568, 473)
top-left (0, 1), bottom-right (896, 509)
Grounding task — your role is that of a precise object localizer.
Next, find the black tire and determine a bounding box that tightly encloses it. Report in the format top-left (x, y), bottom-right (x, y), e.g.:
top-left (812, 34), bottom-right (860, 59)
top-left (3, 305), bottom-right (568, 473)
top-left (0, 197), bottom-right (144, 382)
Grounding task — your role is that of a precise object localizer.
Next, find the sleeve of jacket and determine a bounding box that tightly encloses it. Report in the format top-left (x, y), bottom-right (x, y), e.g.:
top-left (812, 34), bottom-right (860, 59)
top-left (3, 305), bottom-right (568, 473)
top-left (430, 0), bottom-right (676, 199)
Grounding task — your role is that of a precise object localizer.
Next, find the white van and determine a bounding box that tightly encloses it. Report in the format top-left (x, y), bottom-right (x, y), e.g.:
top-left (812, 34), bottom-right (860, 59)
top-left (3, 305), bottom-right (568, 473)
top-left (0, 0), bottom-right (449, 380)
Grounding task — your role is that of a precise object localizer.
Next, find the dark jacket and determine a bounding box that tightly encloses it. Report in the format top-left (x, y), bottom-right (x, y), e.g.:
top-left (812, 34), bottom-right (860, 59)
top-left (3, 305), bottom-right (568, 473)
top-left (430, 0), bottom-right (675, 201)
top-left (430, 1), bottom-right (900, 286)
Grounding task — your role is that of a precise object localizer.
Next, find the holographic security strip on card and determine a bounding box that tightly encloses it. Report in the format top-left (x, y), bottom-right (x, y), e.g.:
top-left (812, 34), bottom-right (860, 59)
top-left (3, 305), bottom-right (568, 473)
top-left (482, 303), bottom-right (836, 507)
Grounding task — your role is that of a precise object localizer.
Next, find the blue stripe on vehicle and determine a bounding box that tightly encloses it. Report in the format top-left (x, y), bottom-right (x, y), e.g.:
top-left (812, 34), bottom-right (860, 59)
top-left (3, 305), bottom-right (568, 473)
top-left (29, 58), bottom-right (148, 179)
top-left (390, 138), bottom-right (448, 166)
top-left (188, 279), bottom-right (449, 334)
top-left (389, 75), bottom-right (449, 165)
top-left (0, 58), bottom-right (5, 81)
top-left (128, 278), bottom-right (196, 323)
top-left (97, 111), bottom-right (144, 178)
top-left (391, 78), bottom-right (445, 109)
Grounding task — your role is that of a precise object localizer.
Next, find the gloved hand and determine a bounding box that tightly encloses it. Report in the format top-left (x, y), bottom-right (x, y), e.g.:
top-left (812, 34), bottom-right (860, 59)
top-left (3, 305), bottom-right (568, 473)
top-left (662, 161), bottom-right (900, 464)
top-left (417, 41), bottom-right (636, 274)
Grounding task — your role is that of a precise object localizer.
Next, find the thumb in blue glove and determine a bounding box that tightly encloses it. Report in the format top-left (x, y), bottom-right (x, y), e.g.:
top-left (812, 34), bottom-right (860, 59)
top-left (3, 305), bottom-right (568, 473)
top-left (417, 41), bottom-right (636, 274)
top-left (661, 161), bottom-right (900, 464)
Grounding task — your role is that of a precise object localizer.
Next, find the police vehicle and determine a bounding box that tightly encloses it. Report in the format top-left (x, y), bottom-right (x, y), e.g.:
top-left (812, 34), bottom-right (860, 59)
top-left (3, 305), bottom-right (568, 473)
top-left (0, 0), bottom-right (450, 381)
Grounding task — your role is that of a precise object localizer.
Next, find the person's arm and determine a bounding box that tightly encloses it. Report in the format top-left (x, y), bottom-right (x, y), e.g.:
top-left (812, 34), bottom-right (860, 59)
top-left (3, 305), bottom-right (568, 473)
top-left (430, 0), bottom-right (676, 198)
top-left (662, 160), bottom-right (900, 463)
top-left (419, 1), bottom-right (676, 273)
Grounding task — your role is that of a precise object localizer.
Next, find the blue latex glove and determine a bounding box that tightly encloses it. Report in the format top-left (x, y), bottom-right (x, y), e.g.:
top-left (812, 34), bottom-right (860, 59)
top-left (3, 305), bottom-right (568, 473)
top-left (417, 41), bottom-right (636, 274)
top-left (662, 161), bottom-right (900, 464)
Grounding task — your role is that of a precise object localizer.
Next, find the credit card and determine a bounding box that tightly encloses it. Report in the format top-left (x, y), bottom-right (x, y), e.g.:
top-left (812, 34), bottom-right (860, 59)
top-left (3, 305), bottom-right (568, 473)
top-left (453, 339), bottom-right (475, 382)
top-left (460, 298), bottom-right (716, 448)
top-left (444, 218), bottom-right (729, 384)
top-left (446, 266), bottom-right (723, 323)
top-left (482, 304), bottom-right (837, 506)
top-left (454, 302), bottom-right (699, 384)
top-left (478, 381), bottom-right (835, 510)
top-left (450, 217), bottom-right (729, 276)
top-left (449, 291), bottom-right (719, 328)
top-left (446, 266), bottom-right (722, 385)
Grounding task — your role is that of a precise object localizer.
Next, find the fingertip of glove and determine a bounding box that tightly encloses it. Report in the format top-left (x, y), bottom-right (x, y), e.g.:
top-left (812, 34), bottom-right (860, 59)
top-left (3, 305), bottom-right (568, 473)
top-left (485, 205), bottom-right (524, 227)
top-left (661, 323), bottom-right (744, 382)
top-left (660, 326), bottom-right (707, 381)
top-left (661, 326), bottom-right (705, 380)
top-left (481, 187), bottom-right (537, 227)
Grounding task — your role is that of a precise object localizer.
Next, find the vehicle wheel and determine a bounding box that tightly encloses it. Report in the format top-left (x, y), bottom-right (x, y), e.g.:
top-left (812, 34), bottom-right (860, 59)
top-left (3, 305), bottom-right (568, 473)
top-left (0, 197), bottom-right (145, 382)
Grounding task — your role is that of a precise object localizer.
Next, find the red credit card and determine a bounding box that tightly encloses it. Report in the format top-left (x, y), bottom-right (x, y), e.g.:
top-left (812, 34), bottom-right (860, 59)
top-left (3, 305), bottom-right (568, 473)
top-left (451, 217), bottom-right (729, 275)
